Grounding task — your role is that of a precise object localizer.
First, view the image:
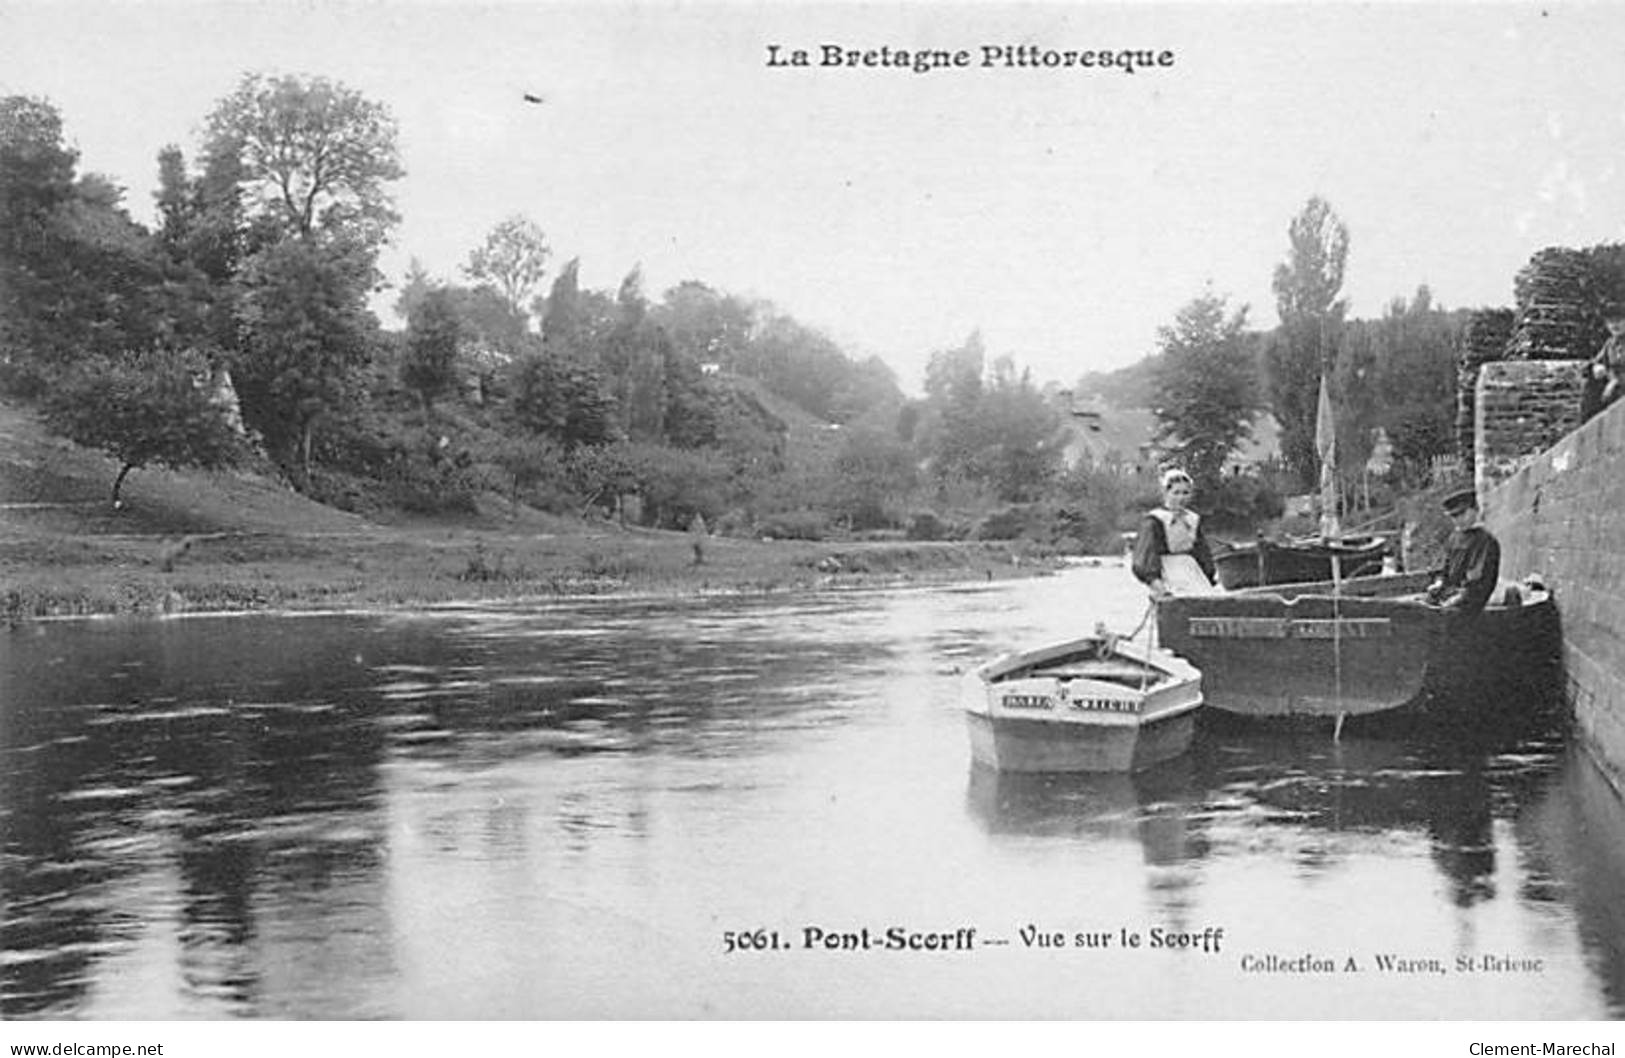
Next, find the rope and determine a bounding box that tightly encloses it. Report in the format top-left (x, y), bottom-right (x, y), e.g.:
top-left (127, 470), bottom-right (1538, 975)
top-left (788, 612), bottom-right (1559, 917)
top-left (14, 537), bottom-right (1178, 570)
top-left (1122, 597), bottom-right (1158, 642)
top-left (1139, 598), bottom-right (1158, 693)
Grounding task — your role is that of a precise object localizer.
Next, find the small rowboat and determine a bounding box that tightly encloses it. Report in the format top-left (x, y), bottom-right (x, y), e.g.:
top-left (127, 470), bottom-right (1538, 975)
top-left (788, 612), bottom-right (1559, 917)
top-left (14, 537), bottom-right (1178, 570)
top-left (965, 632), bottom-right (1203, 773)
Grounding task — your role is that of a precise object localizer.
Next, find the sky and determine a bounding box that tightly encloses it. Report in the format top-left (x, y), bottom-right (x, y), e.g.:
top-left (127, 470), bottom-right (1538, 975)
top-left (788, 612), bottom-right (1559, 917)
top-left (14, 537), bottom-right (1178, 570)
top-left (4, 1), bottom-right (1624, 395)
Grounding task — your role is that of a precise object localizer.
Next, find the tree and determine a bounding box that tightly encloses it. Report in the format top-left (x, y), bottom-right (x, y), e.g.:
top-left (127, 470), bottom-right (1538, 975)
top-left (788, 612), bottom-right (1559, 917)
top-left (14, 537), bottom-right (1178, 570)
top-left (448, 284), bottom-right (528, 405)
top-left (401, 286), bottom-right (463, 410)
top-left (1152, 290), bottom-right (1260, 494)
top-left (541, 257), bottom-right (587, 354)
top-left (1266, 196), bottom-right (1349, 487)
top-left (970, 356), bottom-right (1068, 502)
top-left (233, 238), bottom-right (378, 483)
top-left (202, 72), bottom-right (402, 249)
top-left (151, 143), bottom-right (248, 362)
top-left (599, 266), bottom-right (671, 440)
top-left (657, 280), bottom-right (756, 370)
top-left (486, 433), bottom-right (568, 513)
top-left (464, 214), bottom-right (550, 320)
top-left (1369, 287), bottom-right (1465, 479)
top-left (919, 331), bottom-right (987, 484)
top-left (42, 347), bottom-right (242, 507)
top-left (507, 352), bottom-right (617, 450)
top-left (830, 354), bottom-right (904, 425)
top-left (0, 96), bottom-right (170, 389)
top-left (831, 428), bottom-right (917, 530)
top-left (393, 258), bottom-right (434, 323)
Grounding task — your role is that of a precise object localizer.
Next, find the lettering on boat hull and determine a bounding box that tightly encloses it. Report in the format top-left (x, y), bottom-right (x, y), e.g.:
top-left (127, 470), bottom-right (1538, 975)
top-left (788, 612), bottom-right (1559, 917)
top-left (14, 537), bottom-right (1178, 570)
top-left (1187, 617), bottom-right (1392, 639)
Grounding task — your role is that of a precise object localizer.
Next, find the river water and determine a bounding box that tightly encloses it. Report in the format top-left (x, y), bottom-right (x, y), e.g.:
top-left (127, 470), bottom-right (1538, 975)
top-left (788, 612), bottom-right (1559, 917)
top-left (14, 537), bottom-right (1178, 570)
top-left (3, 561), bottom-right (1623, 1020)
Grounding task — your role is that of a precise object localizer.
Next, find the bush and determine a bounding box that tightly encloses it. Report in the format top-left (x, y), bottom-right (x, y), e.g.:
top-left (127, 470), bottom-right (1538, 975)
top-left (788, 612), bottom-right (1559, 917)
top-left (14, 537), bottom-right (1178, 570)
top-left (1204, 473), bottom-right (1285, 533)
top-left (759, 510), bottom-right (828, 540)
top-left (975, 505), bottom-right (1041, 541)
top-left (906, 511), bottom-right (950, 541)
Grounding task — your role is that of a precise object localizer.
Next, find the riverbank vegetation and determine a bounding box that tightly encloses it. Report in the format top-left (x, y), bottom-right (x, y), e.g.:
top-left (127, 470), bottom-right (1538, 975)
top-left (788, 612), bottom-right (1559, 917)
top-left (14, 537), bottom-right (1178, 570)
top-left (5, 81), bottom-right (1625, 622)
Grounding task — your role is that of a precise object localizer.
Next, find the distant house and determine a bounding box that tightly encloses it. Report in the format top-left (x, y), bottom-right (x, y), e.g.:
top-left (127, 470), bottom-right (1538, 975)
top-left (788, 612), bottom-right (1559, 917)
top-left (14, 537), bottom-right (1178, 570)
top-left (1053, 389), bottom-right (1280, 478)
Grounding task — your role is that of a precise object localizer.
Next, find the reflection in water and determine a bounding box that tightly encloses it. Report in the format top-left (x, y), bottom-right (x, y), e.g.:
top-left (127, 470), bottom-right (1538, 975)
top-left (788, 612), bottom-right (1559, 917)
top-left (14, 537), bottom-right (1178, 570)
top-left (1, 617), bottom-right (393, 1017)
top-left (2, 566), bottom-right (1624, 1018)
top-left (1518, 746), bottom-right (1625, 1015)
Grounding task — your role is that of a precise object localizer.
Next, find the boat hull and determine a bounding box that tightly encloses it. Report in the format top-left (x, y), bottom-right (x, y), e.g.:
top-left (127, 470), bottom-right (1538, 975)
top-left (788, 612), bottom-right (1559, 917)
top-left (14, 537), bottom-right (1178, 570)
top-left (965, 706), bottom-right (1198, 773)
top-left (966, 637), bottom-right (1203, 773)
top-left (1156, 573), bottom-right (1561, 723)
top-left (1213, 536), bottom-right (1391, 590)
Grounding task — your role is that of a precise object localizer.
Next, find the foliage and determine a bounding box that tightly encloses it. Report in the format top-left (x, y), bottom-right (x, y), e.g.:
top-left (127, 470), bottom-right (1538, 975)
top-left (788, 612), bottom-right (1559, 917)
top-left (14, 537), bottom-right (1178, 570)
top-left (507, 351), bottom-right (618, 450)
top-left (464, 214), bottom-right (550, 319)
top-left (1331, 315), bottom-right (1381, 477)
top-left (1151, 290), bottom-right (1260, 494)
top-left (905, 511), bottom-right (953, 541)
top-left (975, 505), bottom-right (1041, 541)
top-left (707, 379), bottom-right (788, 482)
top-left (0, 96), bottom-right (176, 392)
top-left (401, 286), bottom-right (463, 409)
top-left (361, 435), bottom-right (480, 514)
top-left (971, 358), bottom-right (1068, 502)
top-left (202, 72), bottom-right (403, 250)
top-left (152, 144), bottom-right (246, 362)
top-left (540, 257), bottom-right (588, 355)
top-left (1201, 473), bottom-right (1285, 533)
top-left (758, 510), bottom-right (829, 541)
top-left (448, 284), bottom-right (527, 404)
top-left (626, 443), bottom-right (730, 529)
top-left (41, 347), bottom-right (243, 505)
top-left (1266, 196), bottom-right (1349, 488)
top-left (484, 433), bottom-right (571, 513)
top-left (656, 280), bottom-right (756, 369)
top-left (0, 96), bottom-right (76, 384)
top-left (659, 344), bottom-right (721, 448)
top-left (564, 442), bottom-right (640, 514)
top-left (565, 441), bottom-right (729, 529)
top-left (232, 237), bottom-right (379, 481)
top-left (732, 309), bottom-right (899, 424)
top-left (918, 331), bottom-right (986, 480)
top-left (1361, 287), bottom-right (1465, 483)
top-left (917, 337), bottom-right (1066, 503)
top-left (830, 427), bottom-right (916, 530)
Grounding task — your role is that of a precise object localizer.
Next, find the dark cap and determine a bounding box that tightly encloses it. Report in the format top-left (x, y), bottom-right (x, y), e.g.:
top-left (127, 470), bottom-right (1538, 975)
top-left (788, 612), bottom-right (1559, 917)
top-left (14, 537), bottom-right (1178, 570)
top-left (1441, 488), bottom-right (1477, 515)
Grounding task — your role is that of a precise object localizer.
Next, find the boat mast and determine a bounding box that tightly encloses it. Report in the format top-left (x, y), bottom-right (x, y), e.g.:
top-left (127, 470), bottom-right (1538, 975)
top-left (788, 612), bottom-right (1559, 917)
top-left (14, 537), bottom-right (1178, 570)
top-left (1317, 345), bottom-right (1347, 736)
top-left (1316, 370), bottom-right (1340, 541)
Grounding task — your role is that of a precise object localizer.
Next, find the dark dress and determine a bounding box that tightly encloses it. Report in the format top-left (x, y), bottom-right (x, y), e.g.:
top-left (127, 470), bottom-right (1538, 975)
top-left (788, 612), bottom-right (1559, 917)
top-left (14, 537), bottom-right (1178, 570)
top-left (1131, 508), bottom-right (1216, 592)
top-left (1433, 525), bottom-right (1500, 614)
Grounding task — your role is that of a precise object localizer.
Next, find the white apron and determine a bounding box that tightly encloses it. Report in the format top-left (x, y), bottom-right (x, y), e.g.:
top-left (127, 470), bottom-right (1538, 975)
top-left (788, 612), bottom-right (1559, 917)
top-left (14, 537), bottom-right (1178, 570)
top-left (1153, 508), bottom-right (1220, 596)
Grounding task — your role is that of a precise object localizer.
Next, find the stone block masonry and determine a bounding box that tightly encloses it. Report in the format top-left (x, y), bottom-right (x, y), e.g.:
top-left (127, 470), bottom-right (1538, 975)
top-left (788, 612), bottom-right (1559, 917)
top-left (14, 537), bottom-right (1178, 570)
top-left (1485, 368), bottom-right (1625, 793)
top-left (1475, 360), bottom-right (1587, 496)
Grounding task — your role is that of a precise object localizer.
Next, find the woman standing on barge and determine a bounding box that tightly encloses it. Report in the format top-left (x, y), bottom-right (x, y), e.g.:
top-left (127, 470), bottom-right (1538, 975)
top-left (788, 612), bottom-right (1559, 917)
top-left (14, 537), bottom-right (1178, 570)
top-left (1132, 468), bottom-right (1218, 600)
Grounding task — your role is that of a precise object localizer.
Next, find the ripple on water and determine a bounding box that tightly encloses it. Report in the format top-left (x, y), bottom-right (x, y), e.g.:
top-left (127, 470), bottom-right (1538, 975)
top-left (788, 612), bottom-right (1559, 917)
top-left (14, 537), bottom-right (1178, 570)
top-left (84, 706), bottom-right (233, 726)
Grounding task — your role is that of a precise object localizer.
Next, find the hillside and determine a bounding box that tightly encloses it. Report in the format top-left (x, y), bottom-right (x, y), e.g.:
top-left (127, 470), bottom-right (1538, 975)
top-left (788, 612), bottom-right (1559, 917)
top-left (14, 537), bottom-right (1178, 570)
top-left (0, 397), bottom-right (371, 539)
top-left (726, 375), bottom-right (849, 477)
top-left (0, 396), bottom-right (1057, 620)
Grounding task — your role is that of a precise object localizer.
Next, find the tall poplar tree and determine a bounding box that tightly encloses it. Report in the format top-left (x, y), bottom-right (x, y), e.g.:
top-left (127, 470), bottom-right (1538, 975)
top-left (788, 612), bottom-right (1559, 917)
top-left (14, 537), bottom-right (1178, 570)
top-left (1266, 196), bottom-right (1349, 487)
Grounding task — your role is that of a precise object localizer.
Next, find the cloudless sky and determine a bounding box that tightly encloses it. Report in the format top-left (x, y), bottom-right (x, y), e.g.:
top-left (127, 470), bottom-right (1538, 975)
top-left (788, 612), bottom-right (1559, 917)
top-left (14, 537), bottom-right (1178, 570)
top-left (4, 1), bottom-right (1623, 394)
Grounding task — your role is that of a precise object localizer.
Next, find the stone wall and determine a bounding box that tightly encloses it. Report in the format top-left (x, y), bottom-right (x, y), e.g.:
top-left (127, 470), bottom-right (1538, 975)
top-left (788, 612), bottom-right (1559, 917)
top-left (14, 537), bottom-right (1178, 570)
top-left (1484, 380), bottom-right (1625, 793)
top-left (1474, 360), bottom-right (1587, 496)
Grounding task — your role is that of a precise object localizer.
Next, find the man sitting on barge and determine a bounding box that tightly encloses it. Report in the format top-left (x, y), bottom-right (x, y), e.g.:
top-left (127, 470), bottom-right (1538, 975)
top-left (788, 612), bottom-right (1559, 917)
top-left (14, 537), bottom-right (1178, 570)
top-left (1425, 488), bottom-right (1500, 615)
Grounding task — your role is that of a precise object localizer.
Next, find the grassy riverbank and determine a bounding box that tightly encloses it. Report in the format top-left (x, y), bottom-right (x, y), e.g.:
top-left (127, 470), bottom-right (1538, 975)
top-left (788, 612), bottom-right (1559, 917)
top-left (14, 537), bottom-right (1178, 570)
top-left (0, 399), bottom-right (1070, 621)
